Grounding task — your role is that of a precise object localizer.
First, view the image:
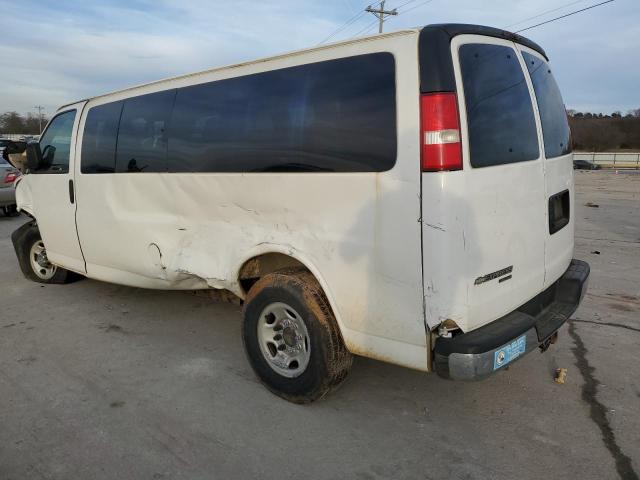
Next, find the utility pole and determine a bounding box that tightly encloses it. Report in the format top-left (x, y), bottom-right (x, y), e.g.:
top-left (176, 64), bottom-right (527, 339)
top-left (365, 1), bottom-right (397, 33)
top-left (33, 105), bottom-right (44, 133)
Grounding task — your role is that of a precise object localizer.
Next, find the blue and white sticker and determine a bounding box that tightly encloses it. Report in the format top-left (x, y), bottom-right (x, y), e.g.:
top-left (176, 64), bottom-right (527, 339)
top-left (493, 335), bottom-right (527, 370)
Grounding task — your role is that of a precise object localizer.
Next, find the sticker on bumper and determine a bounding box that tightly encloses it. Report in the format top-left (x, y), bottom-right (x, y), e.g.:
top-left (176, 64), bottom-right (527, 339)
top-left (493, 335), bottom-right (527, 370)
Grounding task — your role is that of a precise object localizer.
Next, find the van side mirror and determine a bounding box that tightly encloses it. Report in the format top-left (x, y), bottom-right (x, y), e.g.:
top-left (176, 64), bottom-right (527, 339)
top-left (2, 140), bottom-right (19, 159)
top-left (25, 142), bottom-right (44, 171)
top-left (2, 141), bottom-right (26, 170)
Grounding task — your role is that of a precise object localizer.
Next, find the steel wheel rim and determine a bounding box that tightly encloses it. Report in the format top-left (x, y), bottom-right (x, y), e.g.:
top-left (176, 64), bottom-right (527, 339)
top-left (257, 302), bottom-right (311, 378)
top-left (29, 240), bottom-right (57, 280)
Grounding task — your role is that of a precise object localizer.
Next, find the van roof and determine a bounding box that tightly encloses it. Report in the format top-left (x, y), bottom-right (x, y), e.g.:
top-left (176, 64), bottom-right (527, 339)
top-left (58, 24), bottom-right (546, 110)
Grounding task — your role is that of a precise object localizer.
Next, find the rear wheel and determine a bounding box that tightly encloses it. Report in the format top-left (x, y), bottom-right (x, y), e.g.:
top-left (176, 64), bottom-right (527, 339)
top-left (12, 222), bottom-right (70, 284)
top-left (242, 269), bottom-right (352, 403)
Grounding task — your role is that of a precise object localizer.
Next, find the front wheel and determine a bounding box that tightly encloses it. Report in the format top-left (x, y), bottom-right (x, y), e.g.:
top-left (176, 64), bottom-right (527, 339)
top-left (242, 269), bottom-right (353, 403)
top-left (12, 221), bottom-right (71, 284)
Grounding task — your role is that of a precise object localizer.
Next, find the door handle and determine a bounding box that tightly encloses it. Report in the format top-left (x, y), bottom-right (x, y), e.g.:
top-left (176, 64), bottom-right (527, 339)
top-left (68, 179), bottom-right (75, 204)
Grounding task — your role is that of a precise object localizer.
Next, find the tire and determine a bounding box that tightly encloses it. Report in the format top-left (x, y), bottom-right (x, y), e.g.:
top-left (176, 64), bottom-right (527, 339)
top-left (11, 221), bottom-right (70, 284)
top-left (242, 269), bottom-right (353, 403)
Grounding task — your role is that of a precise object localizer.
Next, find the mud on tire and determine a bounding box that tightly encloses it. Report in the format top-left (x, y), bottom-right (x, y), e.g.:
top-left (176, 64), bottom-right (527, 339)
top-left (11, 221), bottom-right (71, 284)
top-left (242, 269), bottom-right (353, 403)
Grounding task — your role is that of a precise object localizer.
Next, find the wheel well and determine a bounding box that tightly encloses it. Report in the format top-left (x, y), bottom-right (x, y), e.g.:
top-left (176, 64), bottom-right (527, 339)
top-left (238, 253), bottom-right (309, 294)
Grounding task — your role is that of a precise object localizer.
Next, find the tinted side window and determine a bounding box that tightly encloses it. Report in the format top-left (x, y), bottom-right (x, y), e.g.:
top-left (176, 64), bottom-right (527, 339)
top-left (459, 44), bottom-right (539, 168)
top-left (522, 52), bottom-right (571, 159)
top-left (36, 110), bottom-right (77, 174)
top-left (168, 53), bottom-right (396, 172)
top-left (116, 90), bottom-right (175, 173)
top-left (81, 101), bottom-right (123, 173)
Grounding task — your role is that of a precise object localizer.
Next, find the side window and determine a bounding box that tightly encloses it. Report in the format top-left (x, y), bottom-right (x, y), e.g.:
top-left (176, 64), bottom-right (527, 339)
top-left (36, 110), bottom-right (77, 174)
top-left (459, 44), bottom-right (539, 168)
top-left (81, 101), bottom-right (123, 173)
top-left (167, 53), bottom-right (397, 172)
top-left (522, 52), bottom-right (572, 159)
top-left (116, 90), bottom-right (175, 173)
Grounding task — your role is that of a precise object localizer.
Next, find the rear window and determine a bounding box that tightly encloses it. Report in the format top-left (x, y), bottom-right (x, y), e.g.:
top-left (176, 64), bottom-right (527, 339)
top-left (522, 52), bottom-right (571, 159)
top-left (459, 43), bottom-right (539, 168)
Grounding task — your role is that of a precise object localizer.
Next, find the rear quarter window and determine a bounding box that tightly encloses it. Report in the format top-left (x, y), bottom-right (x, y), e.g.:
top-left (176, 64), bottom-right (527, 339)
top-left (459, 43), bottom-right (539, 168)
top-left (522, 52), bottom-right (572, 159)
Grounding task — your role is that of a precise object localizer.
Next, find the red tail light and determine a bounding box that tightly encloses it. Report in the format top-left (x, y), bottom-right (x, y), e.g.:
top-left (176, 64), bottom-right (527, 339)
top-left (4, 172), bottom-right (19, 184)
top-left (420, 92), bottom-right (463, 171)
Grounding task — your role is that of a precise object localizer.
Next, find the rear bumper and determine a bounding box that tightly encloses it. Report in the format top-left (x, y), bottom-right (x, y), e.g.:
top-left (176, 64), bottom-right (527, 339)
top-left (434, 259), bottom-right (590, 380)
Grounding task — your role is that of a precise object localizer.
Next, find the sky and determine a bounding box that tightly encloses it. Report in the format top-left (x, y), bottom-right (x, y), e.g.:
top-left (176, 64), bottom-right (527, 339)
top-left (0, 0), bottom-right (637, 118)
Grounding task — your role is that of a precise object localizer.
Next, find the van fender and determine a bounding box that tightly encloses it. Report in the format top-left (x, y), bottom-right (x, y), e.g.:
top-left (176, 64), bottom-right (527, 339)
top-left (234, 242), bottom-right (346, 335)
top-left (14, 176), bottom-right (34, 217)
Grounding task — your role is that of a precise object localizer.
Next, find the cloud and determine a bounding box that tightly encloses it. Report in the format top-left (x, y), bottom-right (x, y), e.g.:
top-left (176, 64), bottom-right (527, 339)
top-left (0, 0), bottom-right (636, 116)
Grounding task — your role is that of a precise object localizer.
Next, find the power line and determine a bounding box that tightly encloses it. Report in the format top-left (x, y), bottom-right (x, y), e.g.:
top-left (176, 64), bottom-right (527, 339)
top-left (396, 0), bottom-right (435, 17)
top-left (363, 0), bottom-right (434, 36)
top-left (504, 0), bottom-right (586, 29)
top-left (365, 1), bottom-right (398, 33)
top-left (353, 18), bottom-right (380, 36)
top-left (318, 9), bottom-right (367, 44)
top-left (319, 0), bottom-right (433, 44)
top-left (515, 0), bottom-right (615, 33)
top-left (392, 0), bottom-right (423, 11)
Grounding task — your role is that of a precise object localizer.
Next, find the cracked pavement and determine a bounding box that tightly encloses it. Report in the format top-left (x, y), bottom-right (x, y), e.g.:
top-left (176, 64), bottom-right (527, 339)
top-left (0, 170), bottom-right (638, 480)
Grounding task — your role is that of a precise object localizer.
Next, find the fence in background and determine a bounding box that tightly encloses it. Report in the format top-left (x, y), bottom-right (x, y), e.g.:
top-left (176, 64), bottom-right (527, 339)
top-left (0, 133), bottom-right (40, 141)
top-left (574, 152), bottom-right (640, 169)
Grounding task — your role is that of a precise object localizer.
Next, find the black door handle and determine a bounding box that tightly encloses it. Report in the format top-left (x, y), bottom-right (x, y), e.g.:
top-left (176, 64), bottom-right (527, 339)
top-left (68, 179), bottom-right (75, 204)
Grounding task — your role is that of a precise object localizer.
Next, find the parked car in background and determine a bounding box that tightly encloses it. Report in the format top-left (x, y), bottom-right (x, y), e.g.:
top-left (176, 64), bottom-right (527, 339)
top-left (0, 156), bottom-right (21, 216)
top-left (4, 24), bottom-right (589, 403)
top-left (573, 159), bottom-right (602, 170)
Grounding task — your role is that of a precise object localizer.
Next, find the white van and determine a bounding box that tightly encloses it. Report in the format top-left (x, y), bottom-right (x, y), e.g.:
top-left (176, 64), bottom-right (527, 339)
top-left (5, 24), bottom-right (589, 403)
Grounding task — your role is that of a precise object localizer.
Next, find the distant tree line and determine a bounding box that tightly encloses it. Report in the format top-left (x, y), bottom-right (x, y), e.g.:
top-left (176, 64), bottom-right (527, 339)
top-left (568, 109), bottom-right (640, 152)
top-left (2, 108), bottom-right (639, 152)
top-left (0, 111), bottom-right (49, 135)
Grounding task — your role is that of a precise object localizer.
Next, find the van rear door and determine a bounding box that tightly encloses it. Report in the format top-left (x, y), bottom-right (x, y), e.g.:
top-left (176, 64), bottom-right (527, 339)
top-left (420, 32), bottom-right (549, 333)
top-left (518, 46), bottom-right (574, 288)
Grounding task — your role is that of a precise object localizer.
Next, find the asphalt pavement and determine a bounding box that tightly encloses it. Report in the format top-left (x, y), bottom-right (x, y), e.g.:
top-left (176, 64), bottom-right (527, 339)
top-left (0, 170), bottom-right (638, 480)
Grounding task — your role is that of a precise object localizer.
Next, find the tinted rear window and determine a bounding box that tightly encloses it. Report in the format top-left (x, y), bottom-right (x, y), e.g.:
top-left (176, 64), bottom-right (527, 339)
top-left (459, 44), bottom-right (539, 168)
top-left (116, 90), bottom-right (176, 173)
top-left (522, 52), bottom-right (571, 159)
top-left (168, 53), bottom-right (396, 172)
top-left (81, 101), bottom-right (123, 173)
